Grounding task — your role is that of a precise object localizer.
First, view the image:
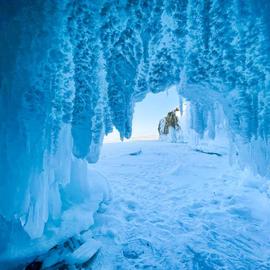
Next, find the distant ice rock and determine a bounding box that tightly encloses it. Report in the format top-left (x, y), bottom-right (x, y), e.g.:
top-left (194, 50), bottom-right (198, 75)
top-left (158, 108), bottom-right (183, 143)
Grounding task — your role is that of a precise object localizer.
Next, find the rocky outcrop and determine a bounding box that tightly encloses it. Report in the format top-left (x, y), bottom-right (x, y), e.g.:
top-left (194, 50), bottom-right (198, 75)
top-left (25, 233), bottom-right (100, 270)
top-left (158, 108), bottom-right (182, 143)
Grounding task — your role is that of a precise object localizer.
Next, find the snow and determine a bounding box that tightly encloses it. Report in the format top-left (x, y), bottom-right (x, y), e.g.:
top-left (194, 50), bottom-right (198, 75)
top-left (89, 140), bottom-right (270, 269)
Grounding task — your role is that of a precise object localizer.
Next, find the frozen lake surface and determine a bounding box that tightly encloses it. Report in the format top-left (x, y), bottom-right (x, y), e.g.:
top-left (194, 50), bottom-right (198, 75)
top-left (90, 140), bottom-right (270, 269)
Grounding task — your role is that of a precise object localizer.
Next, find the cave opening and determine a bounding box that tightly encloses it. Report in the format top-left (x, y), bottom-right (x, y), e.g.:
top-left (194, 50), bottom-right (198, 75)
top-left (104, 86), bottom-right (180, 143)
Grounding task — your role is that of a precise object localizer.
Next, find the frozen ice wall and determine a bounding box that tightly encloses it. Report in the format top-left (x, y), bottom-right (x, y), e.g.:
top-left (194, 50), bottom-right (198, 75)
top-left (0, 0), bottom-right (113, 258)
top-left (1, 0), bottom-right (270, 258)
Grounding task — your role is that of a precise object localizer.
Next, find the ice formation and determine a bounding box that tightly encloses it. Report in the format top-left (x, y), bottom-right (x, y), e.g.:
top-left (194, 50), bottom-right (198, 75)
top-left (158, 108), bottom-right (183, 143)
top-left (1, 0), bottom-right (270, 262)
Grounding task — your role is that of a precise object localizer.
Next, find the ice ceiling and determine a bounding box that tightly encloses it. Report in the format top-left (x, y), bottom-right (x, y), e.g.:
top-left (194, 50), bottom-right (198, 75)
top-left (0, 0), bottom-right (270, 254)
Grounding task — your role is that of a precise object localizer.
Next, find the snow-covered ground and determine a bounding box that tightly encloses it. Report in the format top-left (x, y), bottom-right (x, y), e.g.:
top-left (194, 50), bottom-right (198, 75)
top-left (90, 140), bottom-right (270, 269)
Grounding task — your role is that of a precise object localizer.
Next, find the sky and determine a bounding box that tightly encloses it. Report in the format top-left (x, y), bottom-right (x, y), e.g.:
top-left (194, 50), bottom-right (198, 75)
top-left (104, 86), bottom-right (180, 143)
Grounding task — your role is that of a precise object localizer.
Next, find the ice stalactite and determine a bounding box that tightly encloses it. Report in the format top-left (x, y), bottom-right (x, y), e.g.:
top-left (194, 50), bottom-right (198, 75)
top-left (0, 1), bottom-right (111, 259)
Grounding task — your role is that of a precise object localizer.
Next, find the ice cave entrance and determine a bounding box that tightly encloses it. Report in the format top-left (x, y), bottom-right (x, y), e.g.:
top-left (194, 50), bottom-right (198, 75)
top-left (104, 86), bottom-right (183, 143)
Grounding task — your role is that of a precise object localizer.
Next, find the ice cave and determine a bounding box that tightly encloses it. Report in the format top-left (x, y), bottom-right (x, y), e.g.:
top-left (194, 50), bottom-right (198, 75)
top-left (1, 0), bottom-right (270, 269)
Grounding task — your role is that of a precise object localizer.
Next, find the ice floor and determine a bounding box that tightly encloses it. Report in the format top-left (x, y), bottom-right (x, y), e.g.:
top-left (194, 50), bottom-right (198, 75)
top-left (90, 140), bottom-right (270, 270)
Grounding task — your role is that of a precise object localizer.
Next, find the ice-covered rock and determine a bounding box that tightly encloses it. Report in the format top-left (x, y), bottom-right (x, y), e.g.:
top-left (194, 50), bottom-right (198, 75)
top-left (67, 238), bottom-right (101, 265)
top-left (158, 108), bottom-right (183, 143)
top-left (24, 233), bottom-right (100, 269)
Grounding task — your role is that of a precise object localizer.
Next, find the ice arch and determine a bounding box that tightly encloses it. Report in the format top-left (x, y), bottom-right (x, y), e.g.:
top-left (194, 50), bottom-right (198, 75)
top-left (1, 0), bottom-right (270, 257)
